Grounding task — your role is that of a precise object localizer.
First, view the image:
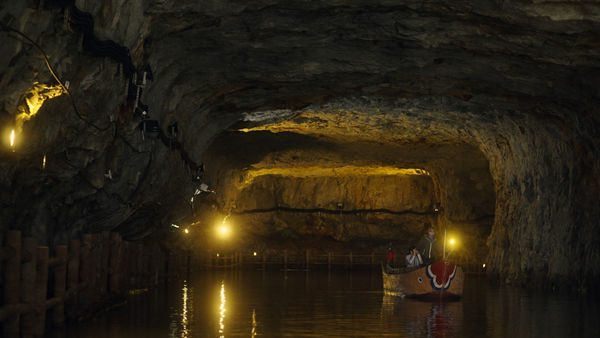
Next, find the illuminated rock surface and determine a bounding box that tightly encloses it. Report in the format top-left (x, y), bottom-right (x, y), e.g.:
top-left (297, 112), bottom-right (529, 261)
top-left (0, 0), bottom-right (599, 293)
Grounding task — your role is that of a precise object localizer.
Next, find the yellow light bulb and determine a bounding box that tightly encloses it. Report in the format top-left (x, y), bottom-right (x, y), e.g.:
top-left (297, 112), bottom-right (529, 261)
top-left (253, 252), bottom-right (257, 256)
top-left (482, 263), bottom-right (486, 268)
top-left (220, 226), bottom-right (228, 234)
top-left (449, 238), bottom-right (455, 245)
top-left (184, 228), bottom-right (189, 234)
top-left (9, 129), bottom-right (15, 148)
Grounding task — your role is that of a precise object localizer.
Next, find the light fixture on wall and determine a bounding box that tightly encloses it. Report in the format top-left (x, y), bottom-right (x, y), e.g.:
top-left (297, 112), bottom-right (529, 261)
top-left (9, 129), bottom-right (15, 151)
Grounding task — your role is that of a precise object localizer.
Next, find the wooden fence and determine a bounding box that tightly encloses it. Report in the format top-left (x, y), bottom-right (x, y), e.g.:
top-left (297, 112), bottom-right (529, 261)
top-left (0, 230), bottom-right (187, 337)
top-left (191, 249), bottom-right (382, 271)
top-left (1, 230), bottom-right (384, 336)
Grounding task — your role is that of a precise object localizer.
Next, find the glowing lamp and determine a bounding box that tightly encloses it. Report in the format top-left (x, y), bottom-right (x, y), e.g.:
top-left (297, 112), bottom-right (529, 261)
top-left (184, 228), bottom-right (189, 234)
top-left (216, 216), bottom-right (231, 239)
top-left (9, 129), bottom-right (15, 150)
top-left (253, 252), bottom-right (257, 256)
top-left (42, 154), bottom-right (46, 169)
top-left (449, 238), bottom-right (455, 246)
top-left (482, 263), bottom-right (486, 268)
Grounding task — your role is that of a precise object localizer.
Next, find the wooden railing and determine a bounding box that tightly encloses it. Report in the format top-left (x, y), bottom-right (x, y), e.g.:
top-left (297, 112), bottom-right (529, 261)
top-left (0, 230), bottom-right (187, 337)
top-left (191, 249), bottom-right (382, 271)
top-left (1, 230), bottom-right (384, 336)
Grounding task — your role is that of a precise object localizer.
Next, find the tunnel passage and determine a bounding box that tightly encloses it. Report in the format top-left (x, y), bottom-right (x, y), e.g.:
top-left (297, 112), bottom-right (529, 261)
top-left (0, 0), bottom-right (598, 299)
top-left (189, 127), bottom-right (495, 263)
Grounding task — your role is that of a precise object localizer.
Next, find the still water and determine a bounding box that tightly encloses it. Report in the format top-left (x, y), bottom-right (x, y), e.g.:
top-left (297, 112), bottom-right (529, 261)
top-left (54, 270), bottom-right (599, 337)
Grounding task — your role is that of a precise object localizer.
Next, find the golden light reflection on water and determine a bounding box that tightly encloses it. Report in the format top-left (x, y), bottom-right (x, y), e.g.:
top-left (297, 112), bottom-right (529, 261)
top-left (181, 280), bottom-right (189, 338)
top-left (219, 281), bottom-right (226, 337)
top-left (251, 308), bottom-right (257, 337)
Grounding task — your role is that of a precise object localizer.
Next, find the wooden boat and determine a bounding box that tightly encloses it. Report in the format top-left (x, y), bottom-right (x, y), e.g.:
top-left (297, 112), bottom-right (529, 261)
top-left (382, 261), bottom-right (464, 300)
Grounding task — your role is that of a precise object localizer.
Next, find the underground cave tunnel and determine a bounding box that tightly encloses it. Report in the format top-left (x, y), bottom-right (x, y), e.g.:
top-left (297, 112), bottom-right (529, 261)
top-left (193, 128), bottom-right (495, 264)
top-left (1, 0), bottom-right (600, 336)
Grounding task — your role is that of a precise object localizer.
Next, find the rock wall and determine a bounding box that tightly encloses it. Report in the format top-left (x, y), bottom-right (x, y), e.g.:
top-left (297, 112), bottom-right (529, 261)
top-left (235, 174), bottom-right (435, 212)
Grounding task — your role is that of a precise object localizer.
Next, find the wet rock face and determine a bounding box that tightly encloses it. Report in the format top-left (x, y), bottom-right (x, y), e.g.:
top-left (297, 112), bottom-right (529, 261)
top-left (0, 1), bottom-right (599, 292)
top-left (199, 130), bottom-right (495, 254)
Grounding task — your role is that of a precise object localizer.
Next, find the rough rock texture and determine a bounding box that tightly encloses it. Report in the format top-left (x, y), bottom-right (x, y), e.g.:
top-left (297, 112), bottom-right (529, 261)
top-left (0, 0), bottom-right (599, 293)
top-left (199, 129), bottom-right (494, 257)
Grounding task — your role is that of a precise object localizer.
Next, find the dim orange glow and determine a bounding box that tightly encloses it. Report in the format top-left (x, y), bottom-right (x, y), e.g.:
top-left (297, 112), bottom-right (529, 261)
top-left (42, 154), bottom-right (46, 169)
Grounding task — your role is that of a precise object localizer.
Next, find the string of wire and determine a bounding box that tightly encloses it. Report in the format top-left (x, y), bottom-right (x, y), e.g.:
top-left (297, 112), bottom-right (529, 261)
top-left (1, 24), bottom-right (113, 131)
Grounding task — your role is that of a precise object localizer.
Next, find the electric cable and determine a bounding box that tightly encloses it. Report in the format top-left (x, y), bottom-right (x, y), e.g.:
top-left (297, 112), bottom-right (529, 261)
top-left (1, 24), bottom-right (113, 131)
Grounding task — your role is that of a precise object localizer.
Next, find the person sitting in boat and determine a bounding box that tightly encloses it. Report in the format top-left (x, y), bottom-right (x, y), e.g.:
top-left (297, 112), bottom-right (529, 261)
top-left (416, 227), bottom-right (441, 265)
top-left (386, 245), bottom-right (394, 269)
top-left (405, 247), bottom-right (423, 268)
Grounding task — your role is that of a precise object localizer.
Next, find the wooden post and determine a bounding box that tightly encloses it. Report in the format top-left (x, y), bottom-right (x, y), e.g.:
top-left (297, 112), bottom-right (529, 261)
top-left (33, 246), bottom-right (49, 337)
top-left (80, 234), bottom-right (93, 305)
top-left (305, 249), bottom-right (310, 269)
top-left (136, 244), bottom-right (143, 287)
top-left (152, 246), bottom-right (160, 285)
top-left (121, 241), bottom-right (131, 287)
top-left (130, 244), bottom-right (138, 288)
top-left (53, 245), bottom-right (68, 326)
top-left (328, 252), bottom-right (332, 271)
top-left (89, 234), bottom-right (100, 302)
top-left (20, 237), bottom-right (37, 338)
top-left (3, 230), bottom-right (21, 337)
top-left (139, 245), bottom-right (146, 287)
top-left (283, 250), bottom-right (288, 271)
top-left (349, 252), bottom-right (353, 269)
top-left (109, 232), bottom-right (122, 294)
top-left (99, 231), bottom-right (110, 297)
top-left (66, 239), bottom-right (80, 319)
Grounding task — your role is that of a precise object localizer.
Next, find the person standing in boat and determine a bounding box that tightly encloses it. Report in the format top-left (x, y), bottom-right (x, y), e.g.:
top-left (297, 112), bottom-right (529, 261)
top-left (405, 247), bottom-right (423, 268)
top-left (416, 227), bottom-right (441, 265)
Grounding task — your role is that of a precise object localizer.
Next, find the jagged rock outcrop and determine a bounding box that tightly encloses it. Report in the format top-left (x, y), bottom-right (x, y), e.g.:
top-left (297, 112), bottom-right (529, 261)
top-left (0, 0), bottom-right (599, 293)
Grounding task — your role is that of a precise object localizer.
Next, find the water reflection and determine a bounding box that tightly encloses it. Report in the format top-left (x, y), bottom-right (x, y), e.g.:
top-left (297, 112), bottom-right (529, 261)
top-left (381, 295), bottom-right (462, 337)
top-left (52, 271), bottom-right (600, 338)
top-left (170, 280), bottom-right (191, 338)
top-left (251, 308), bottom-right (257, 337)
top-left (218, 281), bottom-right (226, 337)
top-left (181, 281), bottom-right (189, 337)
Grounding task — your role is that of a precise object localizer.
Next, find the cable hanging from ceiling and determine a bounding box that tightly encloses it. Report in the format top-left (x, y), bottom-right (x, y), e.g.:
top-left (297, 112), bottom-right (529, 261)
top-left (0, 23), bottom-right (112, 132)
top-left (4, 1), bottom-right (206, 200)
